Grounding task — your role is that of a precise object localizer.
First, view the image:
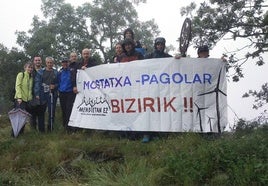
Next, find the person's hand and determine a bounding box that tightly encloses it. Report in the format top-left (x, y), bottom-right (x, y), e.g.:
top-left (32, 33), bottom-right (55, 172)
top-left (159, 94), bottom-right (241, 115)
top-left (221, 56), bottom-right (227, 62)
top-left (174, 53), bottom-right (181, 59)
top-left (50, 84), bottom-right (55, 90)
top-left (73, 87), bottom-right (78, 94)
top-left (17, 98), bottom-right (22, 104)
top-left (81, 66), bottom-right (87, 70)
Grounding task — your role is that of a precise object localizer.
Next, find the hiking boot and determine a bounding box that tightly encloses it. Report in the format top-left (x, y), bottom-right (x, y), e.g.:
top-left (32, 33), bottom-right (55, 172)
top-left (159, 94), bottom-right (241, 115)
top-left (142, 135), bottom-right (150, 143)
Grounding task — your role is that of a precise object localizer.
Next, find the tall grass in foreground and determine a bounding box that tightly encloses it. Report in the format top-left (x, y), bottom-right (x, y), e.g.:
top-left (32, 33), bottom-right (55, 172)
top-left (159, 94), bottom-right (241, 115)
top-left (0, 113), bottom-right (267, 185)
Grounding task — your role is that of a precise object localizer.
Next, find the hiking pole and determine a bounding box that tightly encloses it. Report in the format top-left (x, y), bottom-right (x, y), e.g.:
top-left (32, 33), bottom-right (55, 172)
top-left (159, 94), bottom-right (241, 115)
top-left (50, 91), bottom-right (53, 131)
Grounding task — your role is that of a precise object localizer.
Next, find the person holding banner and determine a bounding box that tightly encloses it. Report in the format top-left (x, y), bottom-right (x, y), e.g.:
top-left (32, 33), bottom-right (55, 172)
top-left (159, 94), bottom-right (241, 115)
top-left (123, 28), bottom-right (146, 56)
top-left (70, 48), bottom-right (99, 133)
top-left (113, 38), bottom-right (144, 139)
top-left (112, 42), bottom-right (124, 63)
top-left (197, 45), bottom-right (228, 63)
top-left (77, 48), bottom-right (99, 70)
top-left (142, 37), bottom-right (172, 143)
top-left (69, 52), bottom-right (79, 94)
top-left (197, 45), bottom-right (210, 58)
top-left (145, 37), bottom-right (172, 59)
top-left (120, 38), bottom-right (144, 62)
top-left (72, 49), bottom-right (98, 95)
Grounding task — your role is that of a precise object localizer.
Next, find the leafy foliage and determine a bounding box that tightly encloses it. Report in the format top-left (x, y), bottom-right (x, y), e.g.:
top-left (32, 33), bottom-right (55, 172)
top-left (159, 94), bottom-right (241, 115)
top-left (16, 0), bottom-right (93, 63)
top-left (76, 0), bottom-right (159, 63)
top-left (15, 0), bottom-right (159, 64)
top-left (182, 0), bottom-right (268, 110)
top-left (0, 0), bottom-right (160, 111)
top-left (163, 125), bottom-right (268, 185)
top-left (181, 0), bottom-right (268, 82)
top-left (0, 45), bottom-right (29, 112)
top-left (243, 83), bottom-right (268, 109)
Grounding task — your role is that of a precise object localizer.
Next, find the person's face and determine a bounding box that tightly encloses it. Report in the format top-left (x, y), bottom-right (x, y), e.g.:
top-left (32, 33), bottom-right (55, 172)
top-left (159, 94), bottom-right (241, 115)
top-left (70, 53), bottom-right (77, 62)
top-left (156, 42), bottom-right (164, 51)
top-left (25, 64), bottom-right (33, 73)
top-left (115, 44), bottom-right (123, 55)
top-left (198, 51), bottom-right (209, 58)
top-left (61, 61), bottom-right (68, 69)
top-left (46, 59), bottom-right (54, 69)
top-left (124, 43), bottom-right (133, 53)
top-left (33, 57), bottom-right (42, 67)
top-left (125, 31), bottom-right (133, 39)
top-left (82, 50), bottom-right (90, 60)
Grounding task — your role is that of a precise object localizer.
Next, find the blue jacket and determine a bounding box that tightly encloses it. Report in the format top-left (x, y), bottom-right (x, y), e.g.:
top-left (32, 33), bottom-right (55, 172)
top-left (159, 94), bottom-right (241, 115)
top-left (58, 67), bottom-right (72, 93)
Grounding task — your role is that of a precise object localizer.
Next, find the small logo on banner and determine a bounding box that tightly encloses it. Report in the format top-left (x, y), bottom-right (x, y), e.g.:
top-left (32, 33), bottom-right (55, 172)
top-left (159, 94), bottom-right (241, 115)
top-left (76, 95), bottom-right (110, 116)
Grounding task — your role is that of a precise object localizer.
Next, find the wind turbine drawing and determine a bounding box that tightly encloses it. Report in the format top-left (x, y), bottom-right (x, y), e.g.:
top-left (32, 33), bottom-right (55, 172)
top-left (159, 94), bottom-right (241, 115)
top-left (206, 115), bottom-right (215, 132)
top-left (194, 102), bottom-right (209, 132)
top-left (198, 68), bottom-right (226, 133)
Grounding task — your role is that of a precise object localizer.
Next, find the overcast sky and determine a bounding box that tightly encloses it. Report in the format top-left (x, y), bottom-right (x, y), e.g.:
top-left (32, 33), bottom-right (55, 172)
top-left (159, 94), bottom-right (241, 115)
top-left (0, 0), bottom-right (267, 127)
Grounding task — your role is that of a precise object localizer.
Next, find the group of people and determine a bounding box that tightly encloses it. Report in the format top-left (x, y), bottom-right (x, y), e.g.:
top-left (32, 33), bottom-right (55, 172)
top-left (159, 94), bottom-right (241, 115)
top-left (13, 27), bottom-right (211, 141)
top-left (112, 28), bottom-right (173, 63)
top-left (110, 28), bottom-right (211, 142)
top-left (13, 48), bottom-right (98, 136)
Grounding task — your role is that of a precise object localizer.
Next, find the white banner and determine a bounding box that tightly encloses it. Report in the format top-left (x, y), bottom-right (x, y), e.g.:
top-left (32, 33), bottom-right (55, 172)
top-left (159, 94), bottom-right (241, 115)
top-left (69, 58), bottom-right (227, 133)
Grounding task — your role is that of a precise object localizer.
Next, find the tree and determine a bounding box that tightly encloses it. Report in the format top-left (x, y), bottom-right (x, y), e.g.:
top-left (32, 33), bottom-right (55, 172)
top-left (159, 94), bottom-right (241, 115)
top-left (0, 44), bottom-right (29, 111)
top-left (16, 16), bottom-right (57, 60)
top-left (181, 0), bottom-right (268, 109)
top-left (16, 0), bottom-right (93, 63)
top-left (15, 0), bottom-right (160, 64)
top-left (243, 83), bottom-right (268, 109)
top-left (181, 0), bottom-right (268, 82)
top-left (42, 1), bottom-right (94, 57)
top-left (81, 0), bottom-right (159, 63)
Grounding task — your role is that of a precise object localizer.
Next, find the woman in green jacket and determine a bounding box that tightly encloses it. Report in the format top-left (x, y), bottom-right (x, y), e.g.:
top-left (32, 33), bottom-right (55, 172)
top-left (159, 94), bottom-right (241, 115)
top-left (12, 62), bottom-right (34, 136)
top-left (14, 62), bottom-right (34, 107)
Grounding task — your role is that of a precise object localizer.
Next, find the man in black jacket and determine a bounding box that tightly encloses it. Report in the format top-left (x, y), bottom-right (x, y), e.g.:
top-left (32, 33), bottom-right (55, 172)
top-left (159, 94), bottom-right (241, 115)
top-left (145, 37), bottom-right (172, 59)
top-left (71, 49), bottom-right (99, 93)
top-left (78, 48), bottom-right (99, 70)
top-left (142, 37), bottom-right (172, 143)
top-left (69, 52), bottom-right (79, 94)
top-left (30, 56), bottom-right (46, 131)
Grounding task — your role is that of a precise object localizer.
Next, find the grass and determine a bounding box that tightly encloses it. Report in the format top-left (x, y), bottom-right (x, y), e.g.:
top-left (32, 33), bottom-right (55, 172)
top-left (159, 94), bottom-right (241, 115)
top-left (0, 112), bottom-right (267, 185)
